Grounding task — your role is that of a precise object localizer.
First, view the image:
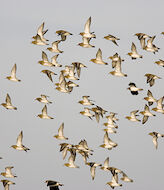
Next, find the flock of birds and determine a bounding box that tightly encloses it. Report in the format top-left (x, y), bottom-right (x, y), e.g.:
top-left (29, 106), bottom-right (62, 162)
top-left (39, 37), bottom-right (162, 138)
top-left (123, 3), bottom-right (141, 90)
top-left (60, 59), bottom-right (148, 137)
top-left (1, 16), bottom-right (164, 190)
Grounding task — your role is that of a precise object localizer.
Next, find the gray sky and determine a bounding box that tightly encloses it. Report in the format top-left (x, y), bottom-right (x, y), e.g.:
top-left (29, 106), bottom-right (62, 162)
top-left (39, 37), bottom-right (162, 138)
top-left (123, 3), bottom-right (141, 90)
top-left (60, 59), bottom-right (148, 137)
top-left (1, 0), bottom-right (164, 189)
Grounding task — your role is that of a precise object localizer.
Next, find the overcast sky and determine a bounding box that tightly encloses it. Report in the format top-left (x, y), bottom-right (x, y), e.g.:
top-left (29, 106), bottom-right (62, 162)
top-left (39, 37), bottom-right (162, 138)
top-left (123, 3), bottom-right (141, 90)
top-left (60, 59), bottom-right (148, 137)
top-left (1, 0), bottom-right (164, 190)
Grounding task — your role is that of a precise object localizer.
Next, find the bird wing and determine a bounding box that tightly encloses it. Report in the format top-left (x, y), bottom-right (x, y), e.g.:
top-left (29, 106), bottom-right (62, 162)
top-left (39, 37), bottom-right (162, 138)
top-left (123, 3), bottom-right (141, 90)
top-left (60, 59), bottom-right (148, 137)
top-left (112, 40), bottom-right (118, 46)
top-left (84, 17), bottom-right (91, 34)
top-left (115, 57), bottom-right (122, 73)
top-left (104, 157), bottom-right (109, 168)
top-left (142, 116), bottom-right (148, 124)
top-left (6, 94), bottom-right (12, 105)
top-left (42, 105), bottom-right (47, 115)
top-left (37, 22), bottom-right (44, 37)
top-left (58, 123), bottom-right (64, 136)
top-left (68, 154), bottom-right (75, 165)
top-left (131, 42), bottom-right (137, 53)
top-left (42, 51), bottom-right (48, 62)
top-left (59, 72), bottom-right (65, 84)
top-left (149, 79), bottom-right (155, 87)
top-left (60, 79), bottom-right (67, 90)
top-left (104, 132), bottom-right (109, 144)
top-left (16, 131), bottom-right (23, 146)
top-left (144, 104), bottom-right (150, 112)
top-left (147, 36), bottom-right (155, 48)
top-left (147, 90), bottom-right (153, 98)
top-left (140, 38), bottom-right (145, 49)
top-left (157, 97), bottom-right (164, 109)
top-left (11, 64), bottom-right (17, 78)
top-left (90, 166), bottom-right (95, 180)
top-left (96, 48), bottom-right (102, 61)
top-left (82, 139), bottom-right (89, 150)
top-left (5, 167), bottom-right (12, 175)
top-left (46, 71), bottom-right (53, 82)
top-left (130, 110), bottom-right (138, 115)
top-left (52, 41), bottom-right (60, 49)
top-left (51, 54), bottom-right (59, 63)
top-left (152, 136), bottom-right (158, 149)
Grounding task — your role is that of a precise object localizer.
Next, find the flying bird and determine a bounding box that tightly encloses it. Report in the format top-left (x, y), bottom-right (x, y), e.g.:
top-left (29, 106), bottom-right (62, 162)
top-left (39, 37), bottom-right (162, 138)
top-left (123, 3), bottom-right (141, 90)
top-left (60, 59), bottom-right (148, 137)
top-left (51, 54), bottom-right (62, 67)
top-left (127, 42), bottom-right (143, 59)
top-left (104, 34), bottom-right (120, 46)
top-left (1, 94), bottom-right (17, 110)
top-left (144, 90), bottom-right (157, 106)
top-left (144, 36), bottom-right (160, 54)
top-left (47, 40), bottom-right (63, 53)
top-left (80, 107), bottom-right (94, 120)
top-left (1, 180), bottom-right (15, 190)
top-left (134, 33), bottom-right (150, 49)
top-left (6, 64), bottom-right (21, 82)
top-left (37, 105), bottom-right (54, 119)
top-left (140, 104), bottom-right (156, 124)
top-left (35, 95), bottom-right (52, 104)
top-left (41, 70), bottom-right (57, 82)
top-left (125, 110), bottom-right (141, 122)
top-left (32, 22), bottom-right (49, 45)
top-left (45, 180), bottom-right (63, 190)
top-left (79, 17), bottom-right (96, 39)
top-left (90, 48), bottom-right (108, 65)
top-left (1, 167), bottom-right (17, 178)
top-left (152, 97), bottom-right (164, 114)
top-left (56, 30), bottom-right (73, 41)
top-left (72, 62), bottom-right (87, 78)
top-left (120, 171), bottom-right (133, 182)
top-left (155, 59), bottom-right (164, 67)
top-left (38, 51), bottom-right (54, 67)
top-left (32, 34), bottom-right (48, 45)
top-left (106, 173), bottom-right (122, 189)
top-left (100, 157), bottom-right (110, 171)
top-left (11, 131), bottom-right (30, 152)
top-left (145, 73), bottom-right (161, 87)
top-left (100, 132), bottom-right (117, 150)
top-left (108, 53), bottom-right (124, 68)
top-left (86, 162), bottom-right (102, 180)
top-left (127, 83), bottom-right (143, 95)
top-left (109, 56), bottom-right (127, 77)
top-left (149, 132), bottom-right (164, 149)
top-left (64, 154), bottom-right (79, 168)
top-left (54, 123), bottom-right (68, 140)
